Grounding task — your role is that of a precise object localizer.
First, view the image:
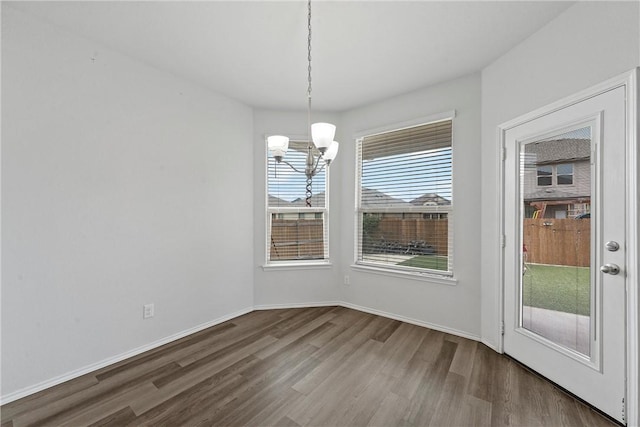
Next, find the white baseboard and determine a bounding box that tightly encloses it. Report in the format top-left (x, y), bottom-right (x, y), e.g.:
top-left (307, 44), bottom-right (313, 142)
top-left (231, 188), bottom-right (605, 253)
top-left (339, 302), bottom-right (481, 342)
top-left (0, 306), bottom-right (254, 405)
top-left (254, 301), bottom-right (341, 310)
top-left (255, 301), bottom-right (480, 342)
top-left (2, 301), bottom-right (481, 404)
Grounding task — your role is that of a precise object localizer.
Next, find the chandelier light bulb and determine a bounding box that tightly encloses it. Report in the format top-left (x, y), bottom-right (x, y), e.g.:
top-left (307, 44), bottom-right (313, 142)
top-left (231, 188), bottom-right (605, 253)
top-left (267, 135), bottom-right (289, 161)
top-left (323, 141), bottom-right (339, 164)
top-left (311, 122), bottom-right (336, 153)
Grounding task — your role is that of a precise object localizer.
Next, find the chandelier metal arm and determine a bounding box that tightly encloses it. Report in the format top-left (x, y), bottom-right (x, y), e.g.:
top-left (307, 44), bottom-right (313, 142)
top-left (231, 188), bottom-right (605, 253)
top-left (311, 148), bottom-right (325, 174)
top-left (314, 159), bottom-right (327, 175)
top-left (276, 149), bottom-right (325, 179)
top-left (278, 160), bottom-right (306, 175)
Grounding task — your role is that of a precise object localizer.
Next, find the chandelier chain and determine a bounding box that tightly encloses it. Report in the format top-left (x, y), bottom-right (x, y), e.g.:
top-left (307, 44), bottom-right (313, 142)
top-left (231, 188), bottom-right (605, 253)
top-left (306, 177), bottom-right (313, 207)
top-left (307, 0), bottom-right (313, 155)
top-left (307, 0), bottom-right (312, 101)
top-left (305, 0), bottom-right (313, 208)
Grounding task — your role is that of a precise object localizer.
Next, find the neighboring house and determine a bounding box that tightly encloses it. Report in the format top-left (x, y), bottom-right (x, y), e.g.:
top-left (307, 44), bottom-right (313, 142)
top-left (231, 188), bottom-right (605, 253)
top-left (289, 192), bottom-right (326, 209)
top-left (272, 189), bottom-right (451, 214)
top-left (361, 188), bottom-right (412, 220)
top-left (271, 192), bottom-right (325, 220)
top-left (361, 188), bottom-right (411, 209)
top-left (522, 138), bottom-right (591, 219)
top-left (410, 193), bottom-right (451, 207)
top-left (360, 189), bottom-right (451, 219)
top-left (409, 193), bottom-right (451, 220)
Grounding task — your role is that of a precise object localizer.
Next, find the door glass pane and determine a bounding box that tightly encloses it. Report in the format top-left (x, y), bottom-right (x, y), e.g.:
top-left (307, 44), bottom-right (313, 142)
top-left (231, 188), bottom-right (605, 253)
top-left (520, 126), bottom-right (591, 356)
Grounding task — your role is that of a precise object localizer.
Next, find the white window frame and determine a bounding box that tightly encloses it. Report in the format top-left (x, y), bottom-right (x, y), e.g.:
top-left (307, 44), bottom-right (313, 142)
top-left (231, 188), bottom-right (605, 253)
top-left (556, 162), bottom-right (574, 185)
top-left (352, 111), bottom-right (456, 281)
top-left (536, 163), bottom-right (575, 187)
top-left (264, 135), bottom-right (331, 269)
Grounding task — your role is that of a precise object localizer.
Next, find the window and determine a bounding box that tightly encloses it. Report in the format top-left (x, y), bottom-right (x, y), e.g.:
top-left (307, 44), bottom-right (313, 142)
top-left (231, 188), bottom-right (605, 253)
top-left (356, 118), bottom-right (453, 275)
top-left (536, 163), bottom-right (574, 187)
top-left (267, 140), bottom-right (328, 263)
top-left (557, 163), bottom-right (573, 185)
top-left (537, 165), bottom-right (552, 186)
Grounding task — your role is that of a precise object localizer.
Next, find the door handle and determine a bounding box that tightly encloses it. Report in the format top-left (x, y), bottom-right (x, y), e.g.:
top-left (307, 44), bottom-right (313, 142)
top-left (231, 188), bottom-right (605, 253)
top-left (605, 241), bottom-right (620, 252)
top-left (600, 263), bottom-right (620, 275)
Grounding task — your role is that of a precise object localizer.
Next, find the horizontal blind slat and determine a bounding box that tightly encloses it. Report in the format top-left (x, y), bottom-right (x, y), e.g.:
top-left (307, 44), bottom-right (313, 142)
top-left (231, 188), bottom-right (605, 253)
top-left (362, 122), bottom-right (452, 160)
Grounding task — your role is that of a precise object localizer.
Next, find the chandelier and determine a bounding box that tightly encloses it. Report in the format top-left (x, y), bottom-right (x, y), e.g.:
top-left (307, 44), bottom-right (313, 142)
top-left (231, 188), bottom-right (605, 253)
top-left (267, 0), bottom-right (339, 207)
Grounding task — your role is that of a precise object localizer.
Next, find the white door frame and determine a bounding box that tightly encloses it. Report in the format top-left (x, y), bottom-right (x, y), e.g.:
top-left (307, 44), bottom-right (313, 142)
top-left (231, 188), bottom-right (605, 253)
top-left (497, 68), bottom-right (638, 425)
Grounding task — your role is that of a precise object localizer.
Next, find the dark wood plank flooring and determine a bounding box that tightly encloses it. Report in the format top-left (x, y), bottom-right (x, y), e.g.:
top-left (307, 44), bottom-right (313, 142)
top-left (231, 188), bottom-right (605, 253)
top-left (1, 307), bottom-right (616, 426)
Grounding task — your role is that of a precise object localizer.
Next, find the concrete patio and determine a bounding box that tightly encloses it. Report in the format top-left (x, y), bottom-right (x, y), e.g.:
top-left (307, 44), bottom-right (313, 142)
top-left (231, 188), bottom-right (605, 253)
top-left (522, 305), bottom-right (590, 355)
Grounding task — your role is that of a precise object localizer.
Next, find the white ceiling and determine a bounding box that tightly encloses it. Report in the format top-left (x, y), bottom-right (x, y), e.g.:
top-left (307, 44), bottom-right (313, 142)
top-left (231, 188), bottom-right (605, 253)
top-left (6, 1), bottom-right (573, 111)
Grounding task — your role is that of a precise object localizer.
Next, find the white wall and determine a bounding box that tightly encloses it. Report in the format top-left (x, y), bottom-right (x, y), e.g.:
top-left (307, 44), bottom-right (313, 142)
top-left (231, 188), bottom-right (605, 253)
top-left (480, 1), bottom-right (640, 349)
top-left (339, 73), bottom-right (482, 338)
top-left (252, 110), bottom-right (343, 307)
top-left (1, 7), bottom-right (254, 398)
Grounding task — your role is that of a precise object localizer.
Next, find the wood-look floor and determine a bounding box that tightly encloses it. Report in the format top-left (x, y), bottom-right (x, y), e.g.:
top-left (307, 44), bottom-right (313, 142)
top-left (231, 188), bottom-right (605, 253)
top-left (1, 307), bottom-right (617, 427)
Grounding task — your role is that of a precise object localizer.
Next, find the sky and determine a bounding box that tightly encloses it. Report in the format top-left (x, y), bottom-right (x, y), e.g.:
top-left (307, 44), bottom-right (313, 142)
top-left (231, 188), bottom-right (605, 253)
top-left (268, 146), bottom-right (452, 204)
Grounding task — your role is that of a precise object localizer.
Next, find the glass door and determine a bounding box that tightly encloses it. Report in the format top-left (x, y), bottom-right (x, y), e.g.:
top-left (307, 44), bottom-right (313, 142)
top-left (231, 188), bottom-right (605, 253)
top-left (502, 86), bottom-right (627, 423)
top-left (520, 126), bottom-right (592, 357)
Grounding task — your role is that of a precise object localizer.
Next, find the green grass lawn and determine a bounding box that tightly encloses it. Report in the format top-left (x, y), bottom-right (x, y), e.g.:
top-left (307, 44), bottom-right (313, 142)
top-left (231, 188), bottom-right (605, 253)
top-left (523, 263), bottom-right (590, 316)
top-left (399, 255), bottom-right (449, 271)
top-left (398, 258), bottom-right (589, 316)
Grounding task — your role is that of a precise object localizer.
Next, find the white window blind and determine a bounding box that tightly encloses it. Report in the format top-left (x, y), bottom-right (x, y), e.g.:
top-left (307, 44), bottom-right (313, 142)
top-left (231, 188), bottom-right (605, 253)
top-left (356, 119), bottom-right (453, 275)
top-left (267, 140), bottom-right (328, 263)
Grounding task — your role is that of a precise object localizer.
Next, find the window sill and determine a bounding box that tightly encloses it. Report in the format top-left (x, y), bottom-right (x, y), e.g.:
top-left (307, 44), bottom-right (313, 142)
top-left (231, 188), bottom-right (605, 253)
top-left (350, 263), bottom-right (457, 286)
top-left (262, 261), bottom-right (333, 271)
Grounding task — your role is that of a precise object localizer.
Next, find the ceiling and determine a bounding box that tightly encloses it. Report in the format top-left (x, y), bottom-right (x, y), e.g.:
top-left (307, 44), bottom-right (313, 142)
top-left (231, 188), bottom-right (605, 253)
top-left (6, 1), bottom-right (573, 112)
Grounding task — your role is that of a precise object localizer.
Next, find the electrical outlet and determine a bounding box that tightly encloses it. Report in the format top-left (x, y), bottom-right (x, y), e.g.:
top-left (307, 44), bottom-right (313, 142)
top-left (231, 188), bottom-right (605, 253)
top-left (344, 275), bottom-right (350, 285)
top-left (143, 303), bottom-right (154, 319)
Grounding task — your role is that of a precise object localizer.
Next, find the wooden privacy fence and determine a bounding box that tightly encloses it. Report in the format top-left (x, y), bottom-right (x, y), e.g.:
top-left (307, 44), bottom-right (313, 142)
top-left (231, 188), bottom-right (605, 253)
top-left (523, 218), bottom-right (590, 267)
top-left (369, 217), bottom-right (449, 256)
top-left (270, 219), bottom-right (324, 260)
